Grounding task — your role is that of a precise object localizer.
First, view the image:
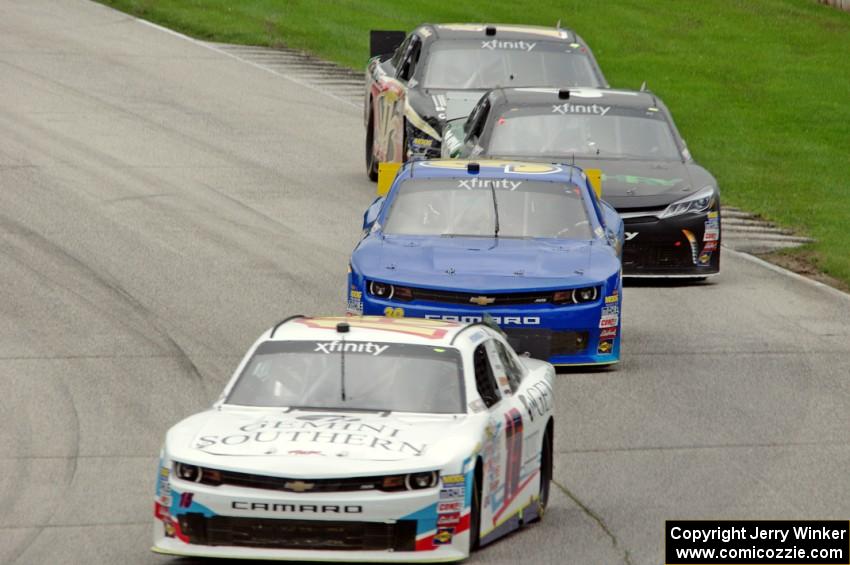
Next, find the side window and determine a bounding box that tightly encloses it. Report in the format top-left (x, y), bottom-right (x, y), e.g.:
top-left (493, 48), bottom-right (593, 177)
top-left (494, 341), bottom-right (525, 392)
top-left (473, 343), bottom-right (501, 408)
top-left (465, 99), bottom-right (491, 143)
top-left (390, 36), bottom-right (411, 70)
top-left (398, 36), bottom-right (421, 81)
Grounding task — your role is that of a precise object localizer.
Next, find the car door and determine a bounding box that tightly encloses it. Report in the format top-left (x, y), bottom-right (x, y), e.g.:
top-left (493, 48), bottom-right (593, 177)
top-left (474, 338), bottom-right (539, 533)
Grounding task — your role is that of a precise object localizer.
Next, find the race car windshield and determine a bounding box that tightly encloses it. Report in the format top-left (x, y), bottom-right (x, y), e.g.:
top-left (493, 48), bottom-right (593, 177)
top-left (487, 110), bottom-right (681, 161)
top-left (226, 341), bottom-right (465, 414)
top-left (422, 40), bottom-right (600, 89)
top-left (383, 179), bottom-right (593, 239)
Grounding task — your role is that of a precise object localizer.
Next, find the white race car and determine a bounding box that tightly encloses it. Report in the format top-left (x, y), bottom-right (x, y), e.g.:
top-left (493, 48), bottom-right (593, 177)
top-left (152, 315), bottom-right (555, 562)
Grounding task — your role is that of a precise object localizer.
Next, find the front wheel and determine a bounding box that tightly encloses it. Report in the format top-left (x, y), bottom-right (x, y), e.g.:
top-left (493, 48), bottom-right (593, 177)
top-left (537, 426), bottom-right (553, 520)
top-left (365, 109), bottom-right (378, 181)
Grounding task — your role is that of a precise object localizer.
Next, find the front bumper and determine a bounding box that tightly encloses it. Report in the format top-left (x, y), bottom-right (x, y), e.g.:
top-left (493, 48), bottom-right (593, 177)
top-left (153, 464), bottom-right (471, 562)
top-left (353, 289), bottom-right (622, 366)
top-left (621, 209), bottom-right (720, 276)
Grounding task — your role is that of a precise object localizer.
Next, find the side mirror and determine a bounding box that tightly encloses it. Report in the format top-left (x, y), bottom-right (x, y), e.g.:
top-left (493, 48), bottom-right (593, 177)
top-left (363, 196), bottom-right (386, 231)
top-left (442, 118), bottom-right (467, 158)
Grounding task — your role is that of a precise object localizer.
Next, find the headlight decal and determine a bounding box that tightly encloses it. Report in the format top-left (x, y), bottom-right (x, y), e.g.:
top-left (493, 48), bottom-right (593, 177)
top-left (682, 229), bottom-right (699, 265)
top-left (659, 185), bottom-right (716, 219)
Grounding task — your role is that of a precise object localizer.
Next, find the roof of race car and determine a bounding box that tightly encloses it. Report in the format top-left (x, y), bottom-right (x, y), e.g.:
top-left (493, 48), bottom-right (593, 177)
top-left (402, 159), bottom-right (585, 185)
top-left (490, 87), bottom-right (659, 110)
top-left (418, 23), bottom-right (578, 43)
top-left (268, 315), bottom-right (485, 347)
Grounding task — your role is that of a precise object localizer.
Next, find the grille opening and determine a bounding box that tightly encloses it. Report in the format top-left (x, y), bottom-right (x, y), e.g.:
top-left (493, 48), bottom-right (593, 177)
top-left (179, 514), bottom-right (417, 551)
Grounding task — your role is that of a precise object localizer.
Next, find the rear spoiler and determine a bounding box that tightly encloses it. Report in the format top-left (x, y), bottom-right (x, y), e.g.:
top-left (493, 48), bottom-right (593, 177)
top-left (370, 30), bottom-right (406, 59)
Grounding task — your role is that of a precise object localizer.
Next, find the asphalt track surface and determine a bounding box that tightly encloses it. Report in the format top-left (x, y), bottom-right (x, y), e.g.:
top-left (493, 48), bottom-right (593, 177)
top-left (2, 2), bottom-right (849, 564)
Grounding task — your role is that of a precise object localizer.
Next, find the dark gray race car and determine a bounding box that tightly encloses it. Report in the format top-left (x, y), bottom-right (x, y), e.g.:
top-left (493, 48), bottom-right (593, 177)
top-left (365, 24), bottom-right (607, 181)
top-left (444, 87), bottom-right (720, 277)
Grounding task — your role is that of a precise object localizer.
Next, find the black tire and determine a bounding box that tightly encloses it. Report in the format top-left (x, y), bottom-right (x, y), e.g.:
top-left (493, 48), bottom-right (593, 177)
top-left (537, 426), bottom-right (553, 520)
top-left (365, 108), bottom-right (378, 182)
top-left (469, 462), bottom-right (482, 552)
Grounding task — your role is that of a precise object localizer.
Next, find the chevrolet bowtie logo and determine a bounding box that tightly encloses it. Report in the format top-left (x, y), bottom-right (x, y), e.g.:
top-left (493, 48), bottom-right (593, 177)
top-left (284, 480), bottom-right (315, 493)
top-left (469, 295), bottom-right (496, 306)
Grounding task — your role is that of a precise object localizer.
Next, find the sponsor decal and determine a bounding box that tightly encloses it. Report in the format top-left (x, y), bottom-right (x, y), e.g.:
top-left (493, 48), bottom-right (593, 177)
top-left (442, 474), bottom-right (465, 485)
top-left (597, 339), bottom-right (614, 354)
top-left (482, 419), bottom-right (503, 510)
top-left (482, 39), bottom-right (536, 51)
top-left (437, 512), bottom-right (461, 525)
top-left (347, 289), bottom-right (363, 315)
top-left (599, 315), bottom-right (618, 328)
top-left (195, 416), bottom-right (426, 456)
top-left (434, 528), bottom-right (455, 545)
top-left (438, 501), bottom-right (462, 513)
top-left (232, 501), bottom-right (363, 514)
top-left (602, 305), bottom-right (619, 316)
top-left (296, 317), bottom-right (450, 339)
top-left (420, 160), bottom-right (562, 175)
top-left (164, 521), bottom-right (176, 538)
top-left (458, 178), bottom-right (522, 190)
top-left (624, 232), bottom-right (639, 241)
top-left (605, 295), bottom-right (619, 304)
top-left (704, 230), bottom-right (719, 242)
top-left (412, 137), bottom-right (433, 147)
top-left (703, 241), bottom-right (718, 252)
top-left (708, 211), bottom-right (719, 219)
top-left (425, 314), bottom-right (540, 326)
top-left (552, 103), bottom-right (611, 116)
top-left (440, 487), bottom-right (465, 499)
top-left (600, 327), bottom-right (618, 339)
top-left (518, 381), bottom-right (553, 422)
top-left (157, 465), bottom-right (172, 507)
top-left (313, 341), bottom-right (388, 356)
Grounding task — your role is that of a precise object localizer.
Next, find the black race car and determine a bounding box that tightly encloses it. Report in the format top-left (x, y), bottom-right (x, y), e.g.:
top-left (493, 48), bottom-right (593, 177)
top-left (444, 87), bottom-right (721, 277)
top-left (364, 24), bottom-right (607, 181)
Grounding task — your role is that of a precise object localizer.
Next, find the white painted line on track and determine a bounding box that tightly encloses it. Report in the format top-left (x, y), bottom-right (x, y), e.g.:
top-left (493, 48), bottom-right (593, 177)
top-left (131, 17), bottom-right (360, 110)
top-left (724, 246), bottom-right (850, 301)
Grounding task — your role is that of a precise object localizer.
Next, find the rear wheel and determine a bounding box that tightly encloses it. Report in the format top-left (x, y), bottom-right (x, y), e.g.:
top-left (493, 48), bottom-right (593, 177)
top-left (468, 462), bottom-right (482, 552)
top-left (537, 426), bottom-right (553, 520)
top-left (365, 108), bottom-right (378, 181)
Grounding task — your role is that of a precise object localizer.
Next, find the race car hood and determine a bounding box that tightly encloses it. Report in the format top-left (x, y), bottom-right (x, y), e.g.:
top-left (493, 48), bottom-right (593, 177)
top-left (355, 235), bottom-right (617, 290)
top-left (570, 158), bottom-right (717, 210)
top-left (165, 407), bottom-right (481, 475)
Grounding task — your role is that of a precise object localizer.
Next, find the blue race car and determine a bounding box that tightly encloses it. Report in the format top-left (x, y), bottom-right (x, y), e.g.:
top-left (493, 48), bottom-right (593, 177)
top-left (348, 160), bottom-right (624, 366)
